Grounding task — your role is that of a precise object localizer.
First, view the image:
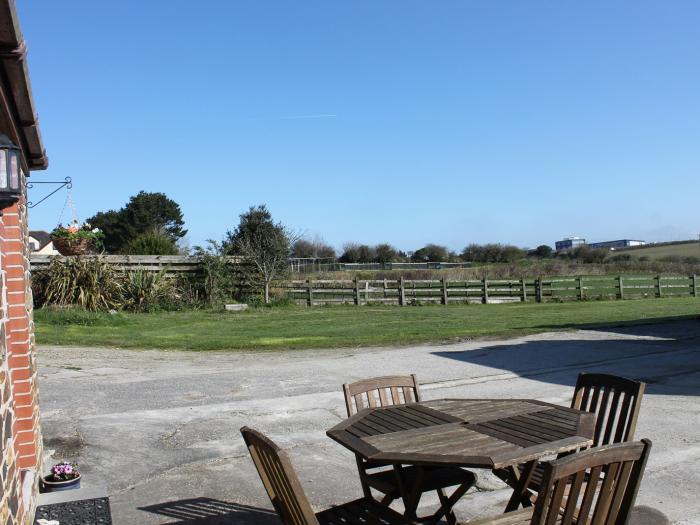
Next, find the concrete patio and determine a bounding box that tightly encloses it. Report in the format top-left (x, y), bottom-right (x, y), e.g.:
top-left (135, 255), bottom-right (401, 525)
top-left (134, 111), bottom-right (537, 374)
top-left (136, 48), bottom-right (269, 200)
top-left (37, 319), bottom-right (700, 524)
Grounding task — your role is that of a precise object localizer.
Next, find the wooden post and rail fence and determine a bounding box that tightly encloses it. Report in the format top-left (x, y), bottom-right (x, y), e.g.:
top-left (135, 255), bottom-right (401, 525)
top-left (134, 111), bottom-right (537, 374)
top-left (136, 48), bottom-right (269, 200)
top-left (29, 255), bottom-right (700, 307)
top-left (282, 274), bottom-right (700, 306)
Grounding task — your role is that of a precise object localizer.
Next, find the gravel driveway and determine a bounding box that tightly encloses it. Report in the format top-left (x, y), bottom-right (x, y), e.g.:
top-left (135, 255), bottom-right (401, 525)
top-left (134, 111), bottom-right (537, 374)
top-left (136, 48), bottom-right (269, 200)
top-left (38, 320), bottom-right (700, 524)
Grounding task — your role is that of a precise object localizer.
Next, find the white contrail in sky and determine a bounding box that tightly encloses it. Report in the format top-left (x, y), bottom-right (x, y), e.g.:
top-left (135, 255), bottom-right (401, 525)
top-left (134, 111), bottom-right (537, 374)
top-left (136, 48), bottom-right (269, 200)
top-left (237, 114), bottom-right (338, 123)
top-left (279, 114), bottom-right (337, 120)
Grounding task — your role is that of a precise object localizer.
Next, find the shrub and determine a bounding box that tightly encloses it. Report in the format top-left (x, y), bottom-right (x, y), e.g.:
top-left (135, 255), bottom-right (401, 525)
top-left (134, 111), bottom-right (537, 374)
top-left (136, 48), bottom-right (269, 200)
top-left (33, 256), bottom-right (123, 311)
top-left (190, 241), bottom-right (248, 306)
top-left (411, 244), bottom-right (448, 262)
top-left (610, 254), bottom-right (633, 262)
top-left (374, 243), bottom-right (401, 263)
top-left (121, 269), bottom-right (175, 312)
top-left (34, 258), bottom-right (190, 312)
top-left (530, 245), bottom-right (554, 259)
top-left (121, 229), bottom-right (179, 255)
top-left (462, 243), bottom-right (526, 263)
top-left (339, 243), bottom-right (376, 263)
top-left (291, 238), bottom-right (336, 259)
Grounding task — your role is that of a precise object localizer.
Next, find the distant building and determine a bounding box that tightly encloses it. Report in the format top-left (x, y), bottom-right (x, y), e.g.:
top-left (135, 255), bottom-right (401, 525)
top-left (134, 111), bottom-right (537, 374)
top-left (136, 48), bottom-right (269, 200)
top-left (588, 239), bottom-right (646, 250)
top-left (555, 237), bottom-right (586, 251)
top-left (28, 230), bottom-right (59, 255)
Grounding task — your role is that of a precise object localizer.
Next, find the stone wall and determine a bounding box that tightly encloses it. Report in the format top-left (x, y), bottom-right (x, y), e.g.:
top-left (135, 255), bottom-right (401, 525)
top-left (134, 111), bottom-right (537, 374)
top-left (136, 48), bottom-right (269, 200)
top-left (1, 177), bottom-right (42, 525)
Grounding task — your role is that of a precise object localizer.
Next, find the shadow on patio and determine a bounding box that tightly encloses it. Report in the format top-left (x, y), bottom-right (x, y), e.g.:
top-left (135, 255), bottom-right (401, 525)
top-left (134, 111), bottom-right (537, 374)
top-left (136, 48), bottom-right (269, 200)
top-left (432, 318), bottom-right (700, 397)
top-left (138, 498), bottom-right (279, 524)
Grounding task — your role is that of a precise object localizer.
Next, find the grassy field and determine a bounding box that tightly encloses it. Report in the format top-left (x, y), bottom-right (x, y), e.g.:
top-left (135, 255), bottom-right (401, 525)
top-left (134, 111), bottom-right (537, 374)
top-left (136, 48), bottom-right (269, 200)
top-left (618, 241), bottom-right (700, 260)
top-left (34, 297), bottom-right (700, 351)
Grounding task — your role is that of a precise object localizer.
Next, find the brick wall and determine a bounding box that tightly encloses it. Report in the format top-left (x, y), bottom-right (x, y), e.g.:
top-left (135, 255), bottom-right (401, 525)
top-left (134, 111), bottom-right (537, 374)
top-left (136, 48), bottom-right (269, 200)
top-left (1, 174), bottom-right (42, 525)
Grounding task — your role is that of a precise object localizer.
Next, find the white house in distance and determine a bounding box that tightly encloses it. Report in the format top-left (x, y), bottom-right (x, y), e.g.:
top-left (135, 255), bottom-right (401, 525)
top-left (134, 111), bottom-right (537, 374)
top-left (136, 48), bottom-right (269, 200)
top-left (588, 239), bottom-right (646, 250)
top-left (28, 230), bottom-right (59, 255)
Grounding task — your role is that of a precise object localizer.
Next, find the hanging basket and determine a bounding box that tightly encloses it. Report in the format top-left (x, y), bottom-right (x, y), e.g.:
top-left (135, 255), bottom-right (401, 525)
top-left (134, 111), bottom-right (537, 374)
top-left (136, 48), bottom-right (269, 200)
top-left (52, 236), bottom-right (92, 256)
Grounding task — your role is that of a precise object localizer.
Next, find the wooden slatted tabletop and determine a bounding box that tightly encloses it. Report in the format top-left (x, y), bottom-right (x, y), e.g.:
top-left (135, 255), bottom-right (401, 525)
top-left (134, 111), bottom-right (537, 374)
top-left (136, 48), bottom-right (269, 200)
top-left (327, 399), bottom-right (595, 470)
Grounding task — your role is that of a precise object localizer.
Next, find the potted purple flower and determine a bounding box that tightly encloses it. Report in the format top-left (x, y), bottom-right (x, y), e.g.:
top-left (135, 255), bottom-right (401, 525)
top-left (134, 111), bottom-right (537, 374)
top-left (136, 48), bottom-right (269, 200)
top-left (41, 461), bottom-right (81, 492)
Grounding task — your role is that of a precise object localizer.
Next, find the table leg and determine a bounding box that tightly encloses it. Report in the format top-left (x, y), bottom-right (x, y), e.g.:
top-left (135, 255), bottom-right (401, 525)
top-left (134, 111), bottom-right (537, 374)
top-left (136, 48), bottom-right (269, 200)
top-left (392, 465), bottom-right (472, 525)
top-left (505, 460), bottom-right (537, 512)
top-left (393, 464), bottom-right (424, 521)
top-left (432, 483), bottom-right (472, 525)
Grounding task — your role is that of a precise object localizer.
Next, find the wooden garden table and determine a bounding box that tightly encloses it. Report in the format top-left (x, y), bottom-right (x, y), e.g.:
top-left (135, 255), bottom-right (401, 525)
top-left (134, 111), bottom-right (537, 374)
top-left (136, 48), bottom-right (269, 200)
top-left (327, 398), bottom-right (595, 521)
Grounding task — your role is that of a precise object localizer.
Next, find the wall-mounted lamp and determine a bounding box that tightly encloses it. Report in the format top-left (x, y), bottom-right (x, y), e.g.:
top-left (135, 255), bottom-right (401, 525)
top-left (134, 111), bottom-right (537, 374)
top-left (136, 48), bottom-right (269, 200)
top-left (0, 134), bottom-right (22, 210)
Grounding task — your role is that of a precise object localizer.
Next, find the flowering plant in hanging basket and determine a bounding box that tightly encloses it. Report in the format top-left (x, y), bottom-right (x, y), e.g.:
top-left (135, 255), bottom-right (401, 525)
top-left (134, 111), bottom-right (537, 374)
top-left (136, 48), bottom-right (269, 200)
top-left (41, 461), bottom-right (81, 492)
top-left (51, 222), bottom-right (104, 255)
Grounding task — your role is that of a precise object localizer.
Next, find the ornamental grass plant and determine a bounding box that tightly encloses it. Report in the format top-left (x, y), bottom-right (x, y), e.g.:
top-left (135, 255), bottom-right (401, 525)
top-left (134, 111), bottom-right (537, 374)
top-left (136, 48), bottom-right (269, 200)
top-left (32, 256), bottom-right (232, 311)
top-left (33, 256), bottom-right (123, 311)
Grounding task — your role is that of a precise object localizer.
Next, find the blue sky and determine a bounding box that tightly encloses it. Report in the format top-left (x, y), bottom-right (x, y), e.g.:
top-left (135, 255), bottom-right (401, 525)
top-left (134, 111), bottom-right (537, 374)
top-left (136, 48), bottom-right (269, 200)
top-left (17, 1), bottom-right (700, 251)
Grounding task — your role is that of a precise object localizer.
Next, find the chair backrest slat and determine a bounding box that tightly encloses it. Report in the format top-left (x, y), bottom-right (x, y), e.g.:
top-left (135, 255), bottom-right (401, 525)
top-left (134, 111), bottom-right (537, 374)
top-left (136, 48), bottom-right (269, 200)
top-left (577, 464), bottom-right (604, 521)
top-left (560, 469), bottom-right (586, 524)
top-left (390, 386), bottom-right (401, 404)
top-left (240, 427), bottom-right (320, 525)
top-left (608, 460), bottom-right (636, 524)
top-left (343, 374), bottom-right (421, 417)
top-left (532, 439), bottom-right (652, 525)
top-left (594, 461), bottom-right (623, 523)
top-left (602, 389), bottom-right (622, 445)
top-left (571, 373), bottom-right (645, 447)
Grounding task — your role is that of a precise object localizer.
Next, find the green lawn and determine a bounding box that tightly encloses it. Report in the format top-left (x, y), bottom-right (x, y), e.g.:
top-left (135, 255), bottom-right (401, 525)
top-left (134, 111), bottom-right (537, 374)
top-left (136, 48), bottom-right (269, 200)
top-left (34, 297), bottom-right (700, 351)
top-left (618, 241), bottom-right (700, 260)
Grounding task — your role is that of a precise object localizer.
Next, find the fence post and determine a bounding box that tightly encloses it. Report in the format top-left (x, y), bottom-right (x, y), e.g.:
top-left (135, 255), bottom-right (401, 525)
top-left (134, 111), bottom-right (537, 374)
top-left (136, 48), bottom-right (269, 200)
top-left (398, 277), bottom-right (405, 306)
top-left (578, 277), bottom-right (584, 301)
top-left (536, 277), bottom-right (542, 303)
top-left (521, 278), bottom-right (527, 302)
top-left (693, 274), bottom-right (697, 297)
top-left (656, 275), bottom-right (662, 298)
top-left (482, 277), bottom-right (489, 304)
top-left (307, 279), bottom-right (313, 307)
top-left (354, 277), bottom-right (360, 305)
top-left (618, 275), bottom-right (624, 300)
top-left (441, 278), bottom-right (448, 305)
top-left (383, 278), bottom-right (388, 301)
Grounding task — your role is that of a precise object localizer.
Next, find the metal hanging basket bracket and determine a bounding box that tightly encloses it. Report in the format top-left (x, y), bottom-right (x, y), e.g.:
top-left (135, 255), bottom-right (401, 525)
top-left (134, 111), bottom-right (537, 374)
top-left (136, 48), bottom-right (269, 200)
top-left (27, 177), bottom-right (72, 208)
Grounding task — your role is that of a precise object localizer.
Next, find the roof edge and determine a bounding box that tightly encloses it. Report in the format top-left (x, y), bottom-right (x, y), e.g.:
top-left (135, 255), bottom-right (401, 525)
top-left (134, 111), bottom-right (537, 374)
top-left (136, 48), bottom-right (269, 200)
top-left (0, 0), bottom-right (48, 171)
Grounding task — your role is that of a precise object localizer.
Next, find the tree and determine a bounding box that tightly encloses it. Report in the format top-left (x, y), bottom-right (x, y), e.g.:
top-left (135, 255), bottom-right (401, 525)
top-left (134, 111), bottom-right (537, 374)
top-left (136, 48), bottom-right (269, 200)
top-left (461, 243), bottom-right (525, 263)
top-left (120, 191), bottom-right (187, 242)
top-left (224, 205), bottom-right (293, 303)
top-left (532, 245), bottom-right (554, 259)
top-left (88, 191), bottom-right (187, 253)
top-left (357, 244), bottom-right (376, 263)
top-left (374, 243), bottom-right (400, 263)
top-left (88, 210), bottom-right (125, 253)
top-left (338, 243), bottom-right (360, 263)
top-left (339, 243), bottom-right (376, 263)
top-left (291, 239), bottom-right (315, 258)
top-left (314, 241), bottom-right (336, 259)
top-left (411, 244), bottom-right (448, 262)
top-left (291, 238), bottom-right (336, 259)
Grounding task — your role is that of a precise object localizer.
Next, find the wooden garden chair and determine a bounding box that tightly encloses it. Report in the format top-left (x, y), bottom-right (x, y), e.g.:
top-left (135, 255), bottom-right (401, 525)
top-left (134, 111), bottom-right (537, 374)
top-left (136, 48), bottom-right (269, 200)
top-left (493, 373), bottom-right (645, 506)
top-left (343, 375), bottom-right (477, 525)
top-left (463, 439), bottom-right (653, 525)
top-left (241, 427), bottom-right (410, 525)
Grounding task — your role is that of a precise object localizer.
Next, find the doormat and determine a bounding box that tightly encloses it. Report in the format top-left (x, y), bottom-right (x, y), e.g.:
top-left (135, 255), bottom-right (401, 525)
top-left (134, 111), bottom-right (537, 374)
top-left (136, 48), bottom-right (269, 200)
top-left (35, 497), bottom-right (112, 525)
